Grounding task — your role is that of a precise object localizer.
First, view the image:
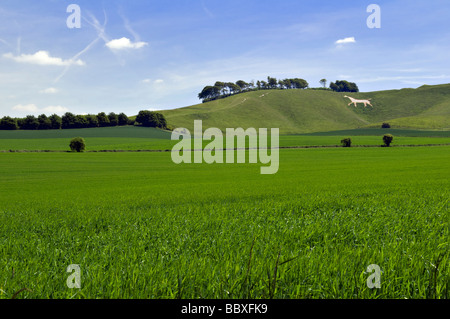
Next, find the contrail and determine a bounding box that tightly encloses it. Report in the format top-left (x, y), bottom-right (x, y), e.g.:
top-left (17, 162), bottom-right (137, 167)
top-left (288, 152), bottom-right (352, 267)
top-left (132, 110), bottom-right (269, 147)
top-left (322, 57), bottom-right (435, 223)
top-left (120, 12), bottom-right (140, 42)
top-left (0, 38), bottom-right (12, 49)
top-left (54, 10), bottom-right (108, 83)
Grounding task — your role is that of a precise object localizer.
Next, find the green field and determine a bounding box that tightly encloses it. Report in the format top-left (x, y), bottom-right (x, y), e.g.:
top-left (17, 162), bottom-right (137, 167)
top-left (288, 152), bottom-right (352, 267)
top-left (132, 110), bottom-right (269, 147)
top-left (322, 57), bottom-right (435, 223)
top-left (0, 145), bottom-right (448, 299)
top-left (1, 118), bottom-right (449, 299)
top-left (1, 126), bottom-right (450, 152)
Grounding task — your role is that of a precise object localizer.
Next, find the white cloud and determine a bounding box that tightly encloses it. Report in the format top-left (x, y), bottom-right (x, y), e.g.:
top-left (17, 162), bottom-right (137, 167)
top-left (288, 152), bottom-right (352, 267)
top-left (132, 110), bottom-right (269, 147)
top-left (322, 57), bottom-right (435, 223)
top-left (3, 51), bottom-right (85, 66)
top-left (105, 37), bottom-right (148, 50)
top-left (12, 104), bottom-right (38, 112)
top-left (335, 37), bottom-right (356, 45)
top-left (39, 87), bottom-right (58, 94)
top-left (142, 79), bottom-right (164, 84)
top-left (42, 105), bottom-right (69, 114)
top-left (11, 104), bottom-right (68, 115)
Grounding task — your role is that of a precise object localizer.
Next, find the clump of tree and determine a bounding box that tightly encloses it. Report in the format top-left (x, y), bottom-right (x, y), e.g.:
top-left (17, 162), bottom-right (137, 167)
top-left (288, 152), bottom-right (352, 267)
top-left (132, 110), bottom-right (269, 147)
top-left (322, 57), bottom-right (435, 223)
top-left (341, 138), bottom-right (352, 147)
top-left (19, 115), bottom-right (39, 130)
top-left (198, 76), bottom-right (309, 103)
top-left (135, 110), bottom-right (168, 129)
top-left (383, 134), bottom-right (394, 147)
top-left (330, 80), bottom-right (359, 93)
top-left (69, 137), bottom-right (86, 152)
top-left (382, 122), bottom-right (391, 128)
top-left (0, 116), bottom-right (19, 130)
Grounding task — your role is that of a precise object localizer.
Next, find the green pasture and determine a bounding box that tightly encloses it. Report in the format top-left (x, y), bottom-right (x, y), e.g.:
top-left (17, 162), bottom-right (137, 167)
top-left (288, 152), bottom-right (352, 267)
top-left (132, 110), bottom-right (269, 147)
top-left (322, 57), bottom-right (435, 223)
top-left (0, 127), bottom-right (449, 151)
top-left (0, 146), bottom-right (448, 299)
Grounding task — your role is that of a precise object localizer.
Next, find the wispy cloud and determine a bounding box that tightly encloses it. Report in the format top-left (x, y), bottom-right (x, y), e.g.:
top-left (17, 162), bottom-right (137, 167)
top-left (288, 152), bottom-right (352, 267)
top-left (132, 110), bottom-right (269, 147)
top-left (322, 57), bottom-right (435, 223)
top-left (12, 103), bottom-right (68, 115)
top-left (354, 74), bottom-right (450, 84)
top-left (120, 11), bottom-right (143, 42)
top-left (201, 1), bottom-right (215, 18)
top-left (335, 37), bottom-right (356, 45)
top-left (12, 103), bottom-right (38, 112)
top-left (42, 105), bottom-right (68, 114)
top-left (142, 78), bottom-right (164, 84)
top-left (105, 37), bottom-right (148, 50)
top-left (39, 87), bottom-right (58, 94)
top-left (3, 51), bottom-right (85, 66)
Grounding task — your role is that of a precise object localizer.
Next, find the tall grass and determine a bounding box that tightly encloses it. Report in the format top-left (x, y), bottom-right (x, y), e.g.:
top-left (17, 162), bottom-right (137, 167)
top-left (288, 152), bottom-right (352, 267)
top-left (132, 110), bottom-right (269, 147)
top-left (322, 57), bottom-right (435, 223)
top-left (0, 147), bottom-right (448, 299)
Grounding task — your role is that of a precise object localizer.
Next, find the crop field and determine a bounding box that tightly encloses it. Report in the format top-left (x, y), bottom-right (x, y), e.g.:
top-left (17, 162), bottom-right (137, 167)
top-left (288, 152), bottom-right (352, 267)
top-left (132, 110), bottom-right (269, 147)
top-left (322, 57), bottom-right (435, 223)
top-left (1, 127), bottom-right (449, 152)
top-left (0, 143), bottom-right (448, 299)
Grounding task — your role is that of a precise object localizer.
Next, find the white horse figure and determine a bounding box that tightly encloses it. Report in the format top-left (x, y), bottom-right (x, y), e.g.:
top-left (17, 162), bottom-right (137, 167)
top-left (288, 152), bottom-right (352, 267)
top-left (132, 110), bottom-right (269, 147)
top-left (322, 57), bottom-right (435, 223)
top-left (344, 96), bottom-right (373, 108)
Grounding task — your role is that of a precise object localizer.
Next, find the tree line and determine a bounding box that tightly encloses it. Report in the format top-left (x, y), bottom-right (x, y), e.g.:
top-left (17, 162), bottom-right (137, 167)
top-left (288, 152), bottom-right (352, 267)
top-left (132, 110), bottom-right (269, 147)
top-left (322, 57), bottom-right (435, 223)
top-left (0, 110), bottom-right (168, 130)
top-left (198, 77), bottom-right (359, 103)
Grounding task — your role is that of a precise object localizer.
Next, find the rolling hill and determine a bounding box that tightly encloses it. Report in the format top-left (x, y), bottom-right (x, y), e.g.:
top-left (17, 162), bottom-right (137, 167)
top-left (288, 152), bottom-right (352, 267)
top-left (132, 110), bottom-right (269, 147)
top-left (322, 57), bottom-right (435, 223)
top-left (161, 83), bottom-right (450, 134)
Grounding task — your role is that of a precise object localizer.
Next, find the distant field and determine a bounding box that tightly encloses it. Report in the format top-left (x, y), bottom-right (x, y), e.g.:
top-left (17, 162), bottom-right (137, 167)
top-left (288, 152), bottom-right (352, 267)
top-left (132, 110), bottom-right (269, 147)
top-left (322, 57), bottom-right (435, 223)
top-left (1, 127), bottom-right (449, 151)
top-left (0, 146), bottom-right (448, 298)
top-left (0, 126), bottom-right (171, 139)
top-left (302, 128), bottom-right (450, 137)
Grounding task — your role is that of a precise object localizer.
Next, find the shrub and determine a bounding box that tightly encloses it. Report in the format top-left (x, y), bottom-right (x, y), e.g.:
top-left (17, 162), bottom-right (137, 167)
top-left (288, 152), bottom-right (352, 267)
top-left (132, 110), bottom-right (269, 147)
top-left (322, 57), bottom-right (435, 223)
top-left (383, 134), bottom-right (394, 147)
top-left (69, 137), bottom-right (86, 152)
top-left (340, 138), bottom-right (352, 147)
top-left (382, 122), bottom-right (391, 128)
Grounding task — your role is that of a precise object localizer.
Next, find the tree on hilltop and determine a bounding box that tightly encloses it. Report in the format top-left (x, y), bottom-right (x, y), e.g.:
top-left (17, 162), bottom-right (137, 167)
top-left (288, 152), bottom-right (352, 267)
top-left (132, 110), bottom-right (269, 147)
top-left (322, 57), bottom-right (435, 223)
top-left (330, 80), bottom-right (359, 92)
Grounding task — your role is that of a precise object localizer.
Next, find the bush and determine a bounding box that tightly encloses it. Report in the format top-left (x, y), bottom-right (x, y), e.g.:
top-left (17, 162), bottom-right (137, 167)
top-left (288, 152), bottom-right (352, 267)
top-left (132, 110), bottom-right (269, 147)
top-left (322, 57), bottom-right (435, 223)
top-left (70, 137), bottom-right (86, 152)
top-left (382, 122), bottom-right (391, 128)
top-left (340, 138), bottom-right (352, 147)
top-left (383, 134), bottom-right (394, 147)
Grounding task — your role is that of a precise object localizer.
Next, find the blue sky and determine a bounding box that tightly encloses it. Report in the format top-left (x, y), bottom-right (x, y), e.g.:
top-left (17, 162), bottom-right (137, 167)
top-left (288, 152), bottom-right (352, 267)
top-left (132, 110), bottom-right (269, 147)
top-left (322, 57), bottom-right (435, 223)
top-left (1, 0), bottom-right (449, 117)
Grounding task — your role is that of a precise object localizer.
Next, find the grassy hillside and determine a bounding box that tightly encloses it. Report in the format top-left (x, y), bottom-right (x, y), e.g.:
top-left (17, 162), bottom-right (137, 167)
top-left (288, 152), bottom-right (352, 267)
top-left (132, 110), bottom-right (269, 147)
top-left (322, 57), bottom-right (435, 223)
top-left (161, 84), bottom-right (450, 134)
